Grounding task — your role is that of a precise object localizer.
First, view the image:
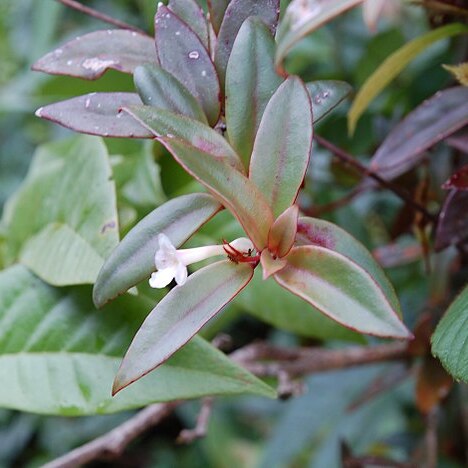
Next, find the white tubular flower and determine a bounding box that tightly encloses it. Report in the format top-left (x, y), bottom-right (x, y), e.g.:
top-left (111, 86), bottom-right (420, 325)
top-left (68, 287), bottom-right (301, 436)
top-left (149, 233), bottom-right (254, 288)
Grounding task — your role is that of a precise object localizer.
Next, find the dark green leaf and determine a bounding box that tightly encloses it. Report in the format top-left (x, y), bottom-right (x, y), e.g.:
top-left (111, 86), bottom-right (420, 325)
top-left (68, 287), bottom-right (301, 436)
top-left (432, 285), bottom-right (468, 382)
top-left (208, 0), bottom-right (231, 34)
top-left (168, 0), bottom-right (209, 49)
top-left (93, 193), bottom-right (222, 307)
top-left (249, 77), bottom-right (312, 217)
top-left (225, 17), bottom-right (283, 167)
top-left (155, 5), bottom-right (220, 125)
top-left (32, 30), bottom-right (156, 80)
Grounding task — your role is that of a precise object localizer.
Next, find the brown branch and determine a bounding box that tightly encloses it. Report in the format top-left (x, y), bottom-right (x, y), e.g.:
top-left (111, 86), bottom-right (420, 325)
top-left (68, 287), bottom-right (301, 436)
top-left (42, 402), bottom-right (179, 468)
top-left (231, 341), bottom-right (410, 378)
top-left (314, 135), bottom-right (437, 223)
top-left (177, 397), bottom-right (214, 444)
top-left (56, 0), bottom-right (147, 35)
top-left (425, 407), bottom-right (439, 468)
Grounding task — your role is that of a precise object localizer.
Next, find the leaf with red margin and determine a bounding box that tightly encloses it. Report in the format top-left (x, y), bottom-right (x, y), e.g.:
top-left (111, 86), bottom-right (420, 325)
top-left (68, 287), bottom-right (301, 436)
top-left (93, 193), bottom-right (222, 308)
top-left (268, 205), bottom-right (298, 258)
top-left (112, 260), bottom-right (254, 394)
top-left (214, 0), bottom-right (280, 87)
top-left (32, 30), bottom-right (156, 80)
top-left (442, 164), bottom-right (468, 191)
top-left (435, 190), bottom-right (468, 251)
top-left (159, 137), bottom-right (274, 250)
top-left (250, 77), bottom-right (313, 218)
top-left (370, 87), bottom-right (468, 180)
top-left (123, 105), bottom-right (244, 172)
top-left (35, 93), bottom-right (151, 139)
top-left (296, 216), bottom-right (402, 315)
top-left (260, 250), bottom-right (287, 279)
top-left (168, 0), bottom-right (209, 49)
top-left (275, 246), bottom-right (412, 338)
top-left (155, 5), bottom-right (220, 126)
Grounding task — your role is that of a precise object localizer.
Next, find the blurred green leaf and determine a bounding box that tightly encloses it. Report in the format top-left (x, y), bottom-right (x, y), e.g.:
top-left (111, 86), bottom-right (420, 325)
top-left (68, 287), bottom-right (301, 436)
top-left (348, 23), bottom-right (468, 134)
top-left (2, 136), bottom-right (118, 286)
top-left (432, 285), bottom-right (468, 382)
top-left (306, 80), bottom-right (352, 123)
top-left (0, 265), bottom-right (273, 415)
top-left (225, 17), bottom-right (283, 167)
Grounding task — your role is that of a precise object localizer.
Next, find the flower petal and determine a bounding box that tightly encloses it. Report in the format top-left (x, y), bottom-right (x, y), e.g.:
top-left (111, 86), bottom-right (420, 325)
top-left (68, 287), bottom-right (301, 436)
top-left (149, 268), bottom-right (176, 288)
top-left (174, 263), bottom-right (188, 286)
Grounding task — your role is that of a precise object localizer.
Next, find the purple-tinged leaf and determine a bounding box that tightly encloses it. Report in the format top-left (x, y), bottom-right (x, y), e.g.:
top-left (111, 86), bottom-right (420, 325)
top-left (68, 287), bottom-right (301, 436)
top-left (442, 165), bottom-right (468, 191)
top-left (306, 80), bottom-right (353, 123)
top-left (155, 5), bottom-right (221, 126)
top-left (32, 30), bottom-right (156, 80)
top-left (225, 17), bottom-right (283, 167)
top-left (35, 93), bottom-right (151, 139)
top-left (435, 190), bottom-right (468, 251)
top-left (134, 65), bottom-right (208, 123)
top-left (275, 246), bottom-right (412, 339)
top-left (214, 0), bottom-right (280, 87)
top-left (208, 0), bottom-right (231, 34)
top-left (168, 0), bottom-right (209, 49)
top-left (268, 205), bottom-right (298, 258)
top-left (113, 260), bottom-right (254, 394)
top-left (124, 105), bottom-right (244, 172)
top-left (159, 138), bottom-right (274, 250)
top-left (249, 77), bottom-right (313, 218)
top-left (276, 0), bottom-right (365, 67)
top-left (93, 193), bottom-right (222, 307)
top-left (370, 87), bottom-right (468, 180)
top-left (296, 217), bottom-right (402, 315)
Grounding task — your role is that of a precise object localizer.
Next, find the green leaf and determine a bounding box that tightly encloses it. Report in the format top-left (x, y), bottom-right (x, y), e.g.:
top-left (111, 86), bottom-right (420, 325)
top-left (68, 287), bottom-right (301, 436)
top-left (249, 77), bottom-right (312, 217)
top-left (207, 0), bottom-right (231, 34)
top-left (124, 105), bottom-right (244, 172)
top-left (160, 138), bottom-right (274, 249)
top-left (296, 216), bottom-right (402, 315)
top-left (306, 80), bottom-right (353, 123)
top-left (3, 136), bottom-right (118, 286)
top-left (275, 246), bottom-right (411, 338)
top-left (0, 265), bottom-right (273, 415)
top-left (432, 285), bottom-right (468, 382)
top-left (168, 0), bottom-right (209, 49)
top-left (134, 65), bottom-right (208, 123)
top-left (235, 269), bottom-right (363, 342)
top-left (32, 30), bottom-right (156, 80)
top-left (214, 0), bottom-right (280, 88)
top-left (35, 93), bottom-right (152, 139)
top-left (348, 23), bottom-right (468, 134)
top-left (275, 0), bottom-right (365, 67)
top-left (93, 193), bottom-right (221, 307)
top-left (369, 87), bottom-right (468, 180)
top-left (225, 17), bottom-right (283, 167)
top-left (155, 5), bottom-right (221, 125)
top-left (113, 260), bottom-right (255, 394)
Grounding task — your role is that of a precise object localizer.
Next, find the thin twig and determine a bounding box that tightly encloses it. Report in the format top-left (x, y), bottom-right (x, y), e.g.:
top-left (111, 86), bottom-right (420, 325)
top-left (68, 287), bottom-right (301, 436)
top-left (314, 135), bottom-right (437, 223)
top-left (56, 0), bottom-right (147, 35)
top-left (177, 397), bottom-right (214, 444)
top-left (43, 402), bottom-right (179, 468)
top-left (425, 407), bottom-right (439, 468)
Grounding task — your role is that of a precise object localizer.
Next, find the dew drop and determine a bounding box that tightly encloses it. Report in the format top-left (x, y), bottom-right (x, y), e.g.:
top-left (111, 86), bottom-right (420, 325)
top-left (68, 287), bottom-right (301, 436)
top-left (107, 30), bottom-right (113, 35)
top-left (54, 48), bottom-right (63, 56)
top-left (201, 70), bottom-right (207, 77)
top-left (85, 98), bottom-right (91, 108)
top-left (175, 31), bottom-right (181, 36)
top-left (131, 31), bottom-right (137, 37)
top-left (188, 50), bottom-right (200, 59)
top-left (147, 96), bottom-right (153, 101)
top-left (165, 13), bottom-right (171, 18)
top-left (322, 91), bottom-right (329, 98)
top-left (67, 60), bottom-right (73, 66)
top-left (116, 113), bottom-right (123, 119)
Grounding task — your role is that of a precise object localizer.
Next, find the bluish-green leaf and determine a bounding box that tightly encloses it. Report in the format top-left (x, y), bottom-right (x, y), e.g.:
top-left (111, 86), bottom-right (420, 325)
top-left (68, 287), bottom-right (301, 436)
top-left (208, 0), bottom-right (231, 34)
top-left (134, 65), bottom-right (208, 123)
top-left (2, 136), bottom-right (119, 286)
top-left (249, 77), bottom-right (312, 217)
top-left (168, 0), bottom-right (209, 49)
top-left (0, 265), bottom-right (273, 415)
top-left (155, 5), bottom-right (221, 125)
top-left (275, 246), bottom-right (411, 338)
top-left (93, 193), bottom-right (222, 307)
top-left (225, 17), bottom-right (283, 167)
top-left (113, 260), bottom-right (257, 394)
